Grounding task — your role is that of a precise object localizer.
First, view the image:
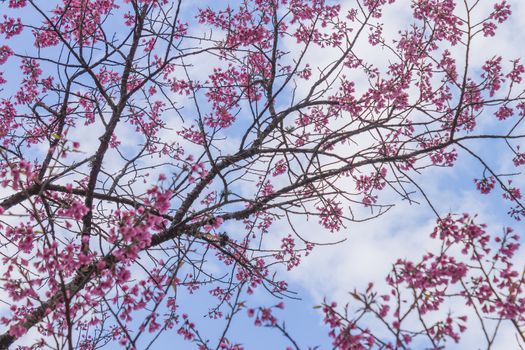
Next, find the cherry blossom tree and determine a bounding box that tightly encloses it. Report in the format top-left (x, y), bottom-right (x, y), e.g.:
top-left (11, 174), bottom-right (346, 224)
top-left (0, 0), bottom-right (524, 349)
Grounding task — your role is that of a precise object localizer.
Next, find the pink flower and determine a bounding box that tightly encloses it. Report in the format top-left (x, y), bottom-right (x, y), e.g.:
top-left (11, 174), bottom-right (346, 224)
top-left (474, 177), bottom-right (496, 194)
top-left (0, 45), bottom-right (13, 65)
top-left (204, 217), bottom-right (224, 232)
